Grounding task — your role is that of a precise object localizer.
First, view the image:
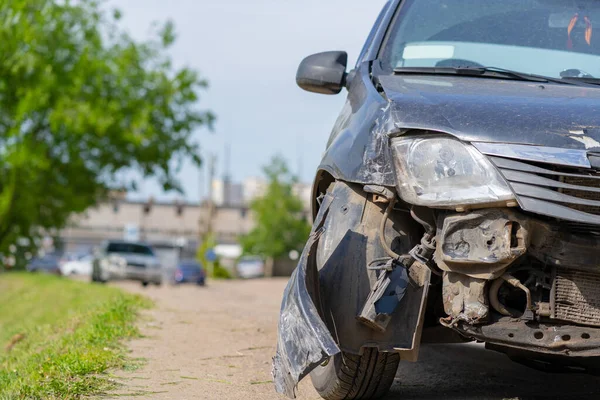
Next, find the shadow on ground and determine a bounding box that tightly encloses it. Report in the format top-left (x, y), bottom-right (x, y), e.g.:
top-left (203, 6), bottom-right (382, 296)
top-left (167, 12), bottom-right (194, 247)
top-left (387, 343), bottom-right (600, 400)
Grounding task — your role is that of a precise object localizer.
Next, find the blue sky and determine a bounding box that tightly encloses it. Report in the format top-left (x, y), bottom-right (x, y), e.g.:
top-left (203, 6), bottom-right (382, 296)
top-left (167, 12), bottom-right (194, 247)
top-left (109, 0), bottom-right (385, 202)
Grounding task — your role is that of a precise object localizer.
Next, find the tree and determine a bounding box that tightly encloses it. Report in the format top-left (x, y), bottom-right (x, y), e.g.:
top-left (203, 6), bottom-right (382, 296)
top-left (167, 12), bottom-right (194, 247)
top-left (240, 156), bottom-right (311, 260)
top-left (195, 232), bottom-right (231, 279)
top-left (0, 0), bottom-right (214, 251)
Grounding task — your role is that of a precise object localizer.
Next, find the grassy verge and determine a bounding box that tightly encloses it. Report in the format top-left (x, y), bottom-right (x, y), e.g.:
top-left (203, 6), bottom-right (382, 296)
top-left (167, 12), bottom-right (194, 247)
top-left (0, 273), bottom-right (151, 399)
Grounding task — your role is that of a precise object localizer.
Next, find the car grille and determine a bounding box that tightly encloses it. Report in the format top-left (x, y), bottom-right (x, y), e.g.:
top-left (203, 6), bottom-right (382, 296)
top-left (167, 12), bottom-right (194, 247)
top-left (128, 262), bottom-right (146, 268)
top-left (561, 176), bottom-right (600, 214)
top-left (553, 267), bottom-right (600, 327)
top-left (491, 157), bottom-right (600, 229)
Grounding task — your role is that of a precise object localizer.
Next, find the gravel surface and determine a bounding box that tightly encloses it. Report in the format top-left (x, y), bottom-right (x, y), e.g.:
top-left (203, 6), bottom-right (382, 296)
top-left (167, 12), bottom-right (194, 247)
top-left (106, 279), bottom-right (600, 400)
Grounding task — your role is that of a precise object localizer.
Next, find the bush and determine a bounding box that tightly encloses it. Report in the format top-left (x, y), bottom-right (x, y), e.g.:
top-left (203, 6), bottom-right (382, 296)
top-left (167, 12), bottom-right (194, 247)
top-left (211, 262), bottom-right (232, 280)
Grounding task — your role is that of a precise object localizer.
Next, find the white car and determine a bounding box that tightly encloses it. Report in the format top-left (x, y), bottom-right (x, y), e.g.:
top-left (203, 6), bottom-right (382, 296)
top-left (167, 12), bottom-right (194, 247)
top-left (236, 256), bottom-right (265, 279)
top-left (60, 254), bottom-right (94, 276)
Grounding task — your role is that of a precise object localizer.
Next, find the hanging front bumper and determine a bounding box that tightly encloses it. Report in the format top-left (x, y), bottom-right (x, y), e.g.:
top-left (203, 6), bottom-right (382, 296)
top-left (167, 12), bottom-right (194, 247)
top-left (272, 198), bottom-right (340, 399)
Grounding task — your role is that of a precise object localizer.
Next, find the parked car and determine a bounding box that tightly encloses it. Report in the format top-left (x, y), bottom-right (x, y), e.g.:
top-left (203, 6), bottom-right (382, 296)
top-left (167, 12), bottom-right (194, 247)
top-left (91, 253), bottom-right (126, 283)
top-left (60, 254), bottom-right (94, 276)
top-left (26, 255), bottom-right (62, 275)
top-left (236, 256), bottom-right (265, 279)
top-left (274, 1), bottom-right (600, 399)
top-left (92, 241), bottom-right (162, 286)
top-left (173, 260), bottom-right (205, 286)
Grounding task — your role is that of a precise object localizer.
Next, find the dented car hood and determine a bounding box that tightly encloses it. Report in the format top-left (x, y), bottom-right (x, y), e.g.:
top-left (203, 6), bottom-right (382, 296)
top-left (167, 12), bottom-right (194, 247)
top-left (378, 74), bottom-right (600, 150)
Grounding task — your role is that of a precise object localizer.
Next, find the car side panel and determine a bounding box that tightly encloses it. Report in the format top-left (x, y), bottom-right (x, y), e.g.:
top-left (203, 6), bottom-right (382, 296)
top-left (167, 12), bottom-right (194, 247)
top-left (318, 62), bottom-right (395, 187)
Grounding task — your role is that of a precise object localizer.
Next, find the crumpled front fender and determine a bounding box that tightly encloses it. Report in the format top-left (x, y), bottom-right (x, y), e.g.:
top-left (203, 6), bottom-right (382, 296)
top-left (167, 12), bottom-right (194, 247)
top-left (272, 195), bottom-right (340, 398)
top-left (273, 181), bottom-right (429, 398)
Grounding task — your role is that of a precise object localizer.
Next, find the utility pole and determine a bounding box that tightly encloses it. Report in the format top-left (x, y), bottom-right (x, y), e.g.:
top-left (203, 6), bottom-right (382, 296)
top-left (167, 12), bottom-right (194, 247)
top-left (204, 153), bottom-right (217, 277)
top-left (198, 154), bottom-right (217, 274)
top-left (199, 154), bottom-right (216, 239)
top-left (223, 143), bottom-right (231, 207)
top-left (198, 156), bottom-right (204, 206)
top-left (202, 153), bottom-right (217, 237)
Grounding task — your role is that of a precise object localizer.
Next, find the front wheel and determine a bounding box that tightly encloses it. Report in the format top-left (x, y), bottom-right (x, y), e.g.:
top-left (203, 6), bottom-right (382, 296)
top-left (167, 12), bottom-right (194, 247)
top-left (310, 348), bottom-right (399, 400)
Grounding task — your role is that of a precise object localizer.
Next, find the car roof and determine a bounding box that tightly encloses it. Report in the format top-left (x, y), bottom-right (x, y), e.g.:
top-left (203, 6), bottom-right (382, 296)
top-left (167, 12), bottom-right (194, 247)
top-left (179, 259), bottom-right (200, 265)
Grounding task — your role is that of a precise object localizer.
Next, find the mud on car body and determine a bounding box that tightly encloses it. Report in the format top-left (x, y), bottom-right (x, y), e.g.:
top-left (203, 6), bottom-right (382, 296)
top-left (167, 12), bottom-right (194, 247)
top-left (273, 0), bottom-right (600, 399)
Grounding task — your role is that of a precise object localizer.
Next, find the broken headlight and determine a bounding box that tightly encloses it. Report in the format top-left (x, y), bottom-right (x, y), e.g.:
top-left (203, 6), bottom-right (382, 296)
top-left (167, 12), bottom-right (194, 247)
top-left (391, 136), bottom-right (515, 207)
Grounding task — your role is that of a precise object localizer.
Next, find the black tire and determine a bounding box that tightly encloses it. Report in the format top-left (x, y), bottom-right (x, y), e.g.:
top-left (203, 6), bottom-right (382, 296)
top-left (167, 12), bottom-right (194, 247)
top-left (91, 264), bottom-right (104, 283)
top-left (141, 281), bottom-right (149, 287)
top-left (153, 281), bottom-right (162, 287)
top-left (91, 272), bottom-right (104, 283)
top-left (310, 349), bottom-right (399, 400)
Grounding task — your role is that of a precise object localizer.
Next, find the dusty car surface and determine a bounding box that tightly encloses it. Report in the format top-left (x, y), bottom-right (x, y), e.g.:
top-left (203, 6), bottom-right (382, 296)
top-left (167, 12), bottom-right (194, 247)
top-left (274, 1), bottom-right (600, 399)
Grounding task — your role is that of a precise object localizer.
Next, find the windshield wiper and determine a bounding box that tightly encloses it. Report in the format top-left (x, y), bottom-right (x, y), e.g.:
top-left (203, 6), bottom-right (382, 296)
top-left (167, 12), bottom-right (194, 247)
top-left (393, 66), bottom-right (585, 86)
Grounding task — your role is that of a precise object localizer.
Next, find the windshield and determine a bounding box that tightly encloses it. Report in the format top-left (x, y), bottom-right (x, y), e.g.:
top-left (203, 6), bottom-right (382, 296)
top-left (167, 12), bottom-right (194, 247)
top-left (179, 261), bottom-right (201, 270)
top-left (106, 242), bottom-right (155, 256)
top-left (382, 0), bottom-right (600, 79)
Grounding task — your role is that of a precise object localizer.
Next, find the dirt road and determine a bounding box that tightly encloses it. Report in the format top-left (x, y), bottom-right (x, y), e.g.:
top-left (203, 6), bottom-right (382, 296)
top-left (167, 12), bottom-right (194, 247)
top-left (107, 279), bottom-right (600, 400)
top-left (108, 279), bottom-right (319, 400)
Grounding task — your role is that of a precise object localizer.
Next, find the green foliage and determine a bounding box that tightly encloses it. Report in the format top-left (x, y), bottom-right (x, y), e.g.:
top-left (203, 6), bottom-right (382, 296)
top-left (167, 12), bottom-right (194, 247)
top-left (240, 156), bottom-right (311, 260)
top-left (196, 232), bottom-right (216, 268)
top-left (0, 273), bottom-right (150, 399)
top-left (212, 263), bottom-right (232, 279)
top-left (195, 233), bottom-right (231, 279)
top-left (0, 0), bottom-right (214, 251)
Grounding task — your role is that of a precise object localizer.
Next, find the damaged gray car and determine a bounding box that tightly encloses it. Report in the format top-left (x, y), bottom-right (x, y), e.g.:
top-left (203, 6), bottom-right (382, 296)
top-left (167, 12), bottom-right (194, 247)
top-left (274, 0), bottom-right (600, 399)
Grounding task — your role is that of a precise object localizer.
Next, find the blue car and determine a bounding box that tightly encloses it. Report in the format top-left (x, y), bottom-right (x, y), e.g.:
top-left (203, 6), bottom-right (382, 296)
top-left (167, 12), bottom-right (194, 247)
top-left (173, 260), bottom-right (205, 286)
top-left (26, 255), bottom-right (62, 275)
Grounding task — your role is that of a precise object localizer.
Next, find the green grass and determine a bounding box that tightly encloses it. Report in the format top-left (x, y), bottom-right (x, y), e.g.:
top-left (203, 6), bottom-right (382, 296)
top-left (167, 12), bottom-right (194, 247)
top-left (0, 273), bottom-right (151, 399)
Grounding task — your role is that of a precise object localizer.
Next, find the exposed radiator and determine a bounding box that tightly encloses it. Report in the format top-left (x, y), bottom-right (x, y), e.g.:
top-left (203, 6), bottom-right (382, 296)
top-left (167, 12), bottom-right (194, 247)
top-left (553, 268), bottom-right (600, 327)
top-left (562, 176), bottom-right (600, 216)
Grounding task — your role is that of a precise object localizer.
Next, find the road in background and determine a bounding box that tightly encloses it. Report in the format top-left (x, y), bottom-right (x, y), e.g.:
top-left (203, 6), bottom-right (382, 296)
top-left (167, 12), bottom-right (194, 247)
top-left (108, 279), bottom-right (319, 400)
top-left (108, 279), bottom-right (600, 400)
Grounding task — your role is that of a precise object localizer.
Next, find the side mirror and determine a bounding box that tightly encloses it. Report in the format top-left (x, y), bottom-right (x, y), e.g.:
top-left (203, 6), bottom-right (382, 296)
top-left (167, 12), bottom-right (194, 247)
top-left (296, 51), bottom-right (348, 95)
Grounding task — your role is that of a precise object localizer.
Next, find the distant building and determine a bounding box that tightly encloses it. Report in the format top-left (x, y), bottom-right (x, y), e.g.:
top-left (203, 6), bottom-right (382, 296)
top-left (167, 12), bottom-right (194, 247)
top-left (62, 199), bottom-right (253, 256)
top-left (211, 179), bottom-right (244, 207)
top-left (293, 182), bottom-right (312, 211)
top-left (60, 179), bottom-right (312, 257)
top-left (242, 177), bottom-right (269, 205)
top-left (212, 177), bottom-right (311, 211)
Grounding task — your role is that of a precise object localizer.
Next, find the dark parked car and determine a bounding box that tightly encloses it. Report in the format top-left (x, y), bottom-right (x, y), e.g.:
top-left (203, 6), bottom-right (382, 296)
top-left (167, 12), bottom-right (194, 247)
top-left (26, 255), bottom-right (62, 275)
top-left (274, 1), bottom-right (600, 399)
top-left (173, 260), bottom-right (205, 286)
